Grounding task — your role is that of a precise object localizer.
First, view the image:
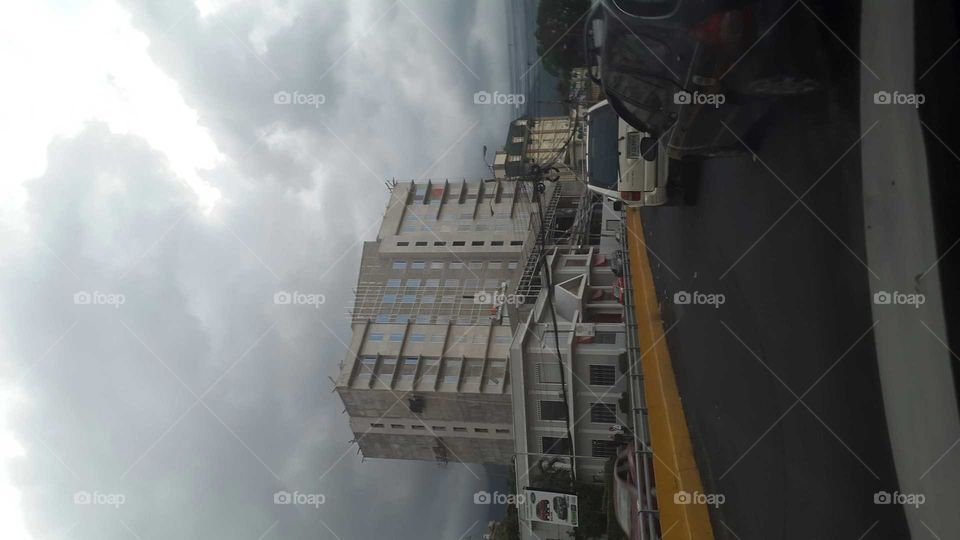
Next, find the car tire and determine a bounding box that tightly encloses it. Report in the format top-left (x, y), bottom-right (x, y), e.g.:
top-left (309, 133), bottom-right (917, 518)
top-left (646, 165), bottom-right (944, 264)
top-left (743, 75), bottom-right (821, 97)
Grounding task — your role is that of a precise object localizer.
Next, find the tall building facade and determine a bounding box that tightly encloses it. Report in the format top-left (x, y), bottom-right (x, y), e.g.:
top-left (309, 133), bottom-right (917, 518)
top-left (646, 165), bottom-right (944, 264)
top-left (336, 178), bottom-right (542, 464)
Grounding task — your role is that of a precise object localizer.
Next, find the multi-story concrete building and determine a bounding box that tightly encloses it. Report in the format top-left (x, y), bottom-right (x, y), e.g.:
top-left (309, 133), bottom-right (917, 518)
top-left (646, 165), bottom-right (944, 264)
top-left (493, 116), bottom-right (580, 182)
top-left (336, 178), bottom-right (542, 465)
top-left (509, 244), bottom-right (632, 539)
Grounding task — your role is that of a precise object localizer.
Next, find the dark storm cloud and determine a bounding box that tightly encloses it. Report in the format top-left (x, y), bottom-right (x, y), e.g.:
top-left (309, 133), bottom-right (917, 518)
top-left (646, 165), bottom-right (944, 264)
top-left (2, 123), bottom-right (491, 539)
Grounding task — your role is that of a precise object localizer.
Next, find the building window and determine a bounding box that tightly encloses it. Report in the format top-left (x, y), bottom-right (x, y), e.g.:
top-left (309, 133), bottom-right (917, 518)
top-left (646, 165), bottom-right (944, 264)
top-left (592, 440), bottom-right (619, 458)
top-left (375, 315), bottom-right (390, 323)
top-left (425, 279), bottom-right (440, 288)
top-left (433, 241), bottom-right (446, 246)
top-left (541, 436), bottom-right (571, 455)
top-left (453, 427), bottom-right (467, 432)
top-left (457, 224), bottom-right (471, 231)
top-left (440, 360), bottom-right (461, 385)
top-left (415, 241), bottom-right (428, 246)
top-left (475, 428), bottom-right (489, 433)
top-left (463, 358), bottom-right (484, 380)
top-left (422, 295), bottom-right (435, 304)
top-left (449, 262), bottom-right (464, 269)
top-left (409, 333), bottom-right (425, 342)
top-left (412, 425), bottom-right (426, 430)
top-left (397, 241), bottom-right (409, 246)
top-left (402, 225), bottom-right (417, 233)
top-left (371, 423), bottom-right (384, 428)
top-left (430, 334), bottom-right (444, 343)
top-left (389, 334), bottom-right (404, 342)
top-left (416, 315), bottom-right (431, 324)
top-left (510, 241), bottom-right (523, 246)
top-left (464, 279), bottom-right (479, 289)
top-left (391, 424), bottom-right (404, 429)
top-left (469, 261), bottom-right (483, 270)
top-left (419, 357), bottom-right (440, 385)
top-left (406, 279), bottom-right (421, 287)
top-left (411, 261), bottom-right (426, 269)
top-left (494, 335), bottom-right (510, 344)
top-left (484, 279), bottom-right (499, 289)
top-left (496, 428), bottom-right (510, 434)
top-left (433, 426), bottom-right (446, 431)
top-left (508, 155), bottom-right (522, 162)
top-left (590, 403), bottom-right (618, 424)
top-left (472, 241), bottom-right (484, 246)
top-left (453, 241), bottom-right (465, 246)
top-left (392, 261), bottom-right (407, 269)
top-left (539, 400), bottom-right (568, 421)
top-left (401, 295), bottom-right (416, 304)
top-left (444, 279), bottom-right (459, 288)
top-left (589, 365), bottom-right (616, 386)
top-left (382, 294), bottom-right (397, 304)
top-left (368, 333), bottom-right (384, 342)
top-left (491, 241), bottom-right (504, 246)
top-left (488, 261), bottom-right (503, 269)
top-left (387, 279), bottom-right (401, 288)
top-left (564, 258), bottom-right (587, 267)
top-left (537, 363), bottom-right (562, 384)
top-left (508, 261), bottom-right (518, 270)
top-left (431, 261), bottom-right (444, 269)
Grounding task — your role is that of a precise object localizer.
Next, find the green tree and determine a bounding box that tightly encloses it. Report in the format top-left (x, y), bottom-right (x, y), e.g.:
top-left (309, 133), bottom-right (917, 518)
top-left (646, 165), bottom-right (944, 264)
top-left (535, 0), bottom-right (591, 77)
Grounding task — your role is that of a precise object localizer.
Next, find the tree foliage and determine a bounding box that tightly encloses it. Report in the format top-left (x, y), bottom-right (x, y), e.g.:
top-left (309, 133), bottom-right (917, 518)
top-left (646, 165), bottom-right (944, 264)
top-left (535, 0), bottom-right (591, 77)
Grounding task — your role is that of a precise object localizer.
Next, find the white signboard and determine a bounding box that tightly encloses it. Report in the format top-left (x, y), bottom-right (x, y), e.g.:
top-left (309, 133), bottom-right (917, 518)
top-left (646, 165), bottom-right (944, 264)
top-left (523, 488), bottom-right (579, 527)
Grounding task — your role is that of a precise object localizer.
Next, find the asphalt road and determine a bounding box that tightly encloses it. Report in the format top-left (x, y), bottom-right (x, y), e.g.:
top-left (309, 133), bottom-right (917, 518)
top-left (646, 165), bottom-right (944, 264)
top-left (637, 2), bottom-right (911, 538)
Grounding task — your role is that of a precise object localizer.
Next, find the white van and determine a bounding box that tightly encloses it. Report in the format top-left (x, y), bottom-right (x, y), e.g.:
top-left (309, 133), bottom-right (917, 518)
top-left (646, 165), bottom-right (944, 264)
top-left (584, 99), bottom-right (670, 207)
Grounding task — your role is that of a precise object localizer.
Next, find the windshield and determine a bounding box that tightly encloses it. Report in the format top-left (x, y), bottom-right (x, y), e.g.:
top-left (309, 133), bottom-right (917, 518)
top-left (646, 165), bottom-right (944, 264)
top-left (587, 104), bottom-right (620, 189)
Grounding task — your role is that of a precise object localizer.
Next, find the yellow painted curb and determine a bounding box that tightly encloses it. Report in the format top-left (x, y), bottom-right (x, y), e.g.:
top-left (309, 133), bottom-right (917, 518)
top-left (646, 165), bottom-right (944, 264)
top-left (626, 209), bottom-right (714, 540)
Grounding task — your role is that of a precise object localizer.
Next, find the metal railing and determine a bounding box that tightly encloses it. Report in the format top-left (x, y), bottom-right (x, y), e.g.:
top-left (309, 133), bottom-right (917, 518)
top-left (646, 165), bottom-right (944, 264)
top-left (619, 215), bottom-right (661, 540)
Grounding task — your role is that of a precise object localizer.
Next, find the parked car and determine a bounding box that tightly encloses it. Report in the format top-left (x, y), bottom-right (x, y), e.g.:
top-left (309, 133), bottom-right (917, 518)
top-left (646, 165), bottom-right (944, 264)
top-left (613, 443), bottom-right (658, 539)
top-left (584, 99), bottom-right (677, 206)
top-left (586, 0), bottom-right (829, 158)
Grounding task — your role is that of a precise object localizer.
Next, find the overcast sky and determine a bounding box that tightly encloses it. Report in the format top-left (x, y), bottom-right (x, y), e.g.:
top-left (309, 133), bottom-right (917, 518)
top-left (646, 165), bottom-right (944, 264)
top-left (0, 1), bottom-right (529, 538)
